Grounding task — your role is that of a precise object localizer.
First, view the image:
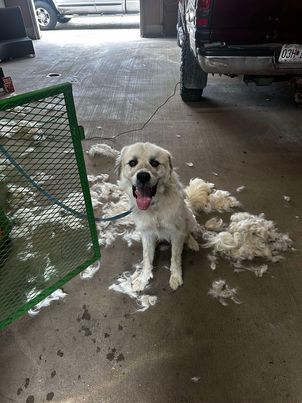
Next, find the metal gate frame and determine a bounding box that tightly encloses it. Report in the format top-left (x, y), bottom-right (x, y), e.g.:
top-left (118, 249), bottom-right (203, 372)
top-left (0, 83), bottom-right (100, 329)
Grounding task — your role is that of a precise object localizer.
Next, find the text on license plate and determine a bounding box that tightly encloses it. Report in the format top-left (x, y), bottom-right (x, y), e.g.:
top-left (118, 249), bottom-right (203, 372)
top-left (279, 44), bottom-right (302, 63)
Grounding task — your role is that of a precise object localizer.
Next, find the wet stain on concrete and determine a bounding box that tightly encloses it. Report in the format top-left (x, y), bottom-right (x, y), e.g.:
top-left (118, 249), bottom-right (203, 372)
top-left (51, 370), bottom-right (56, 378)
top-left (92, 338), bottom-right (96, 344)
top-left (106, 352), bottom-right (115, 361)
top-left (57, 350), bottom-right (64, 357)
top-left (106, 348), bottom-right (116, 361)
top-left (82, 305), bottom-right (91, 321)
top-left (124, 313), bottom-right (130, 319)
top-left (46, 392), bottom-right (54, 401)
top-left (25, 378), bottom-right (30, 388)
top-left (17, 387), bottom-right (22, 395)
top-left (96, 346), bottom-right (101, 353)
top-left (104, 332), bottom-right (110, 338)
top-left (118, 324), bottom-right (123, 331)
top-left (81, 325), bottom-right (92, 336)
top-left (116, 353), bottom-right (125, 362)
top-left (26, 396), bottom-right (34, 403)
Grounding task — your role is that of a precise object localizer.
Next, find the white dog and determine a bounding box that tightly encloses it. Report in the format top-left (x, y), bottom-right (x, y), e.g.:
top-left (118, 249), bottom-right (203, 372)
top-left (116, 142), bottom-right (201, 291)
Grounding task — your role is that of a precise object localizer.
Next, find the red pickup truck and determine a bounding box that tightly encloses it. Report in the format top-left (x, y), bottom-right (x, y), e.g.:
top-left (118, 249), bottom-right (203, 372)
top-left (177, 0), bottom-right (302, 102)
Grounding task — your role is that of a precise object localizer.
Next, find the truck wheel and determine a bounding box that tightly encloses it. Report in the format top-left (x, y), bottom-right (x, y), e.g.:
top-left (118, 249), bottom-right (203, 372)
top-left (180, 35), bottom-right (208, 102)
top-left (35, 1), bottom-right (58, 30)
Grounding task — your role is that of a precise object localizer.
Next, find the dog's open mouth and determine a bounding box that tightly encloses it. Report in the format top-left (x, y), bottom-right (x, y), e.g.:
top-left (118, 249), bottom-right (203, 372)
top-left (132, 185), bottom-right (157, 210)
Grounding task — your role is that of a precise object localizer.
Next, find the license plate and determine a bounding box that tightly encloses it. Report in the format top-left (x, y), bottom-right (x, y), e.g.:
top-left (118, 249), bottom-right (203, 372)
top-left (279, 44), bottom-right (302, 63)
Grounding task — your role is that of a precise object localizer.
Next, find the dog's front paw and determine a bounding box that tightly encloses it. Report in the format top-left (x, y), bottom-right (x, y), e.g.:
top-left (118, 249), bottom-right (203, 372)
top-left (169, 273), bottom-right (183, 291)
top-left (132, 276), bottom-right (149, 292)
top-left (187, 235), bottom-right (199, 252)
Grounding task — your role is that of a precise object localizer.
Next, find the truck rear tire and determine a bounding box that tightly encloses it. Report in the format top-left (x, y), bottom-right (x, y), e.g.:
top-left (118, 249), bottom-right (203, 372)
top-left (180, 35), bottom-right (208, 102)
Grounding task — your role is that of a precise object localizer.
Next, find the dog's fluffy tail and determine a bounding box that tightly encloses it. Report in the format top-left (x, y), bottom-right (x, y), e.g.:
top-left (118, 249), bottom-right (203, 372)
top-left (185, 178), bottom-right (214, 214)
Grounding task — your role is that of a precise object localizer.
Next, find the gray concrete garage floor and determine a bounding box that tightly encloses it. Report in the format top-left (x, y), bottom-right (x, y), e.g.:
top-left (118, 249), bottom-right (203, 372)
top-left (1, 26), bottom-right (302, 403)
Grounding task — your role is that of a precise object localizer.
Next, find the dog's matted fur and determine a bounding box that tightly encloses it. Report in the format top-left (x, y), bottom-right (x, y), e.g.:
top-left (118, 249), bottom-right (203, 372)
top-left (116, 142), bottom-right (202, 291)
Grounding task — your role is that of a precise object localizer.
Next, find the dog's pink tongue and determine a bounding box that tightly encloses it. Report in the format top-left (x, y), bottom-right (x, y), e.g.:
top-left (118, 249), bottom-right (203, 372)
top-left (135, 188), bottom-right (152, 210)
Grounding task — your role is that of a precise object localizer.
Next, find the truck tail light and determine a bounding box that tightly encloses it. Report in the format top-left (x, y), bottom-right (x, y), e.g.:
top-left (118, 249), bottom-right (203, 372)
top-left (197, 0), bottom-right (211, 10)
top-left (197, 0), bottom-right (212, 27)
top-left (196, 17), bottom-right (209, 27)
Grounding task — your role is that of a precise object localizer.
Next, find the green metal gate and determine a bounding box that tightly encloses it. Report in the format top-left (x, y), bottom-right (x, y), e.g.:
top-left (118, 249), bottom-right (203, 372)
top-left (0, 83), bottom-right (100, 329)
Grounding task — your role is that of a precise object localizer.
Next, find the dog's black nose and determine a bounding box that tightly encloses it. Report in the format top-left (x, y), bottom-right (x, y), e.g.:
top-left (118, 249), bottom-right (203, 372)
top-left (137, 171), bottom-right (151, 185)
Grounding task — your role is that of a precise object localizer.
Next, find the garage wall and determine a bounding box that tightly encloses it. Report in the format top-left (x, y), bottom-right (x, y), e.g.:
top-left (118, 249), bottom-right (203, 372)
top-left (140, 0), bottom-right (178, 38)
top-left (140, 0), bottom-right (163, 37)
top-left (163, 0), bottom-right (178, 36)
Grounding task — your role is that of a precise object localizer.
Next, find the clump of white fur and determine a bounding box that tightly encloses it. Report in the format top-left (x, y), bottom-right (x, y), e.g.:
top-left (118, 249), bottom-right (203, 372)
top-left (208, 280), bottom-right (241, 306)
top-left (108, 263), bottom-right (158, 312)
top-left (86, 144), bottom-right (119, 159)
top-left (185, 178), bottom-right (213, 212)
top-left (28, 289), bottom-right (67, 317)
top-left (80, 261), bottom-right (101, 280)
top-left (203, 212), bottom-right (292, 271)
top-left (231, 261), bottom-right (270, 277)
top-left (205, 217), bottom-right (224, 231)
top-left (185, 178), bottom-right (240, 213)
top-left (10, 191), bottom-right (85, 239)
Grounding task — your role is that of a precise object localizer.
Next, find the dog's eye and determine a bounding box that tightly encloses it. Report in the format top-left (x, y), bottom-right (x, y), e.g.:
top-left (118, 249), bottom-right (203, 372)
top-left (150, 159), bottom-right (159, 168)
top-left (128, 159), bottom-right (137, 167)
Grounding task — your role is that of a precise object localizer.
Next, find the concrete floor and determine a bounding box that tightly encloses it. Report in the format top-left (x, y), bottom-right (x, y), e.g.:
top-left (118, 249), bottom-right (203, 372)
top-left (1, 25), bottom-right (302, 403)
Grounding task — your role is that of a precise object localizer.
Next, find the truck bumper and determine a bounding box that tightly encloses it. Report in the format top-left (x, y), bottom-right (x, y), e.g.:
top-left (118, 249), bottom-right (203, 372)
top-left (198, 55), bottom-right (302, 76)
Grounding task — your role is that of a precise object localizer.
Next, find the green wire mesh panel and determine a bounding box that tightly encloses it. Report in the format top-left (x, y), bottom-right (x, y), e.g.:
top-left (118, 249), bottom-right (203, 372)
top-left (0, 83), bottom-right (100, 329)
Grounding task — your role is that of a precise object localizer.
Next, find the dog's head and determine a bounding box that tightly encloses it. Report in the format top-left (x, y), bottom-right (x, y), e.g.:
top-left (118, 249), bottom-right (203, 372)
top-left (116, 142), bottom-right (173, 210)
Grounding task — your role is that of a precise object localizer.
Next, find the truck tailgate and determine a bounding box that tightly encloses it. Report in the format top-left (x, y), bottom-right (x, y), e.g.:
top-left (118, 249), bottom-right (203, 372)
top-left (210, 0), bottom-right (302, 44)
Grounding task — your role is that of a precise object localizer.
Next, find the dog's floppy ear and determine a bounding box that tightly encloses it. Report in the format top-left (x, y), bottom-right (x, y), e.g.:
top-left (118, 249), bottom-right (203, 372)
top-left (115, 146), bottom-right (127, 177)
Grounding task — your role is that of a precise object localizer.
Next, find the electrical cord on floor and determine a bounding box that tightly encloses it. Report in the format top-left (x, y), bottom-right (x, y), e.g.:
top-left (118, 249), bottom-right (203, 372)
top-left (3, 82), bottom-right (180, 143)
top-left (87, 81), bottom-right (180, 142)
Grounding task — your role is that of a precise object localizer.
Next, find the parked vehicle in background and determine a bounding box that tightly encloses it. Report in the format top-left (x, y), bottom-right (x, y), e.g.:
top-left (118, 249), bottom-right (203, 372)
top-left (34, 0), bottom-right (140, 30)
top-left (177, 0), bottom-right (302, 102)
